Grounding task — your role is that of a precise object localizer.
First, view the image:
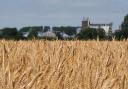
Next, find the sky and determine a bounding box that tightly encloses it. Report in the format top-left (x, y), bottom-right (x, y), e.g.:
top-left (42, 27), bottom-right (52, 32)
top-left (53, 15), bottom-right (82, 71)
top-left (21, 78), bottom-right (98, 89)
top-left (0, 0), bottom-right (128, 30)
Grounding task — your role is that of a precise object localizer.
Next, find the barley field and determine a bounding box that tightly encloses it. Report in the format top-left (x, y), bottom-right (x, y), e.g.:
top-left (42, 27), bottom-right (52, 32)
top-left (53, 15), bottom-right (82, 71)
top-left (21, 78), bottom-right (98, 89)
top-left (0, 40), bottom-right (128, 89)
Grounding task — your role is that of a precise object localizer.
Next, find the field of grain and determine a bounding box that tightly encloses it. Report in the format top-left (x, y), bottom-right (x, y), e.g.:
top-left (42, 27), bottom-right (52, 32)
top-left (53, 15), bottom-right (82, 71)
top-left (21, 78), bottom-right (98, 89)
top-left (0, 40), bottom-right (128, 89)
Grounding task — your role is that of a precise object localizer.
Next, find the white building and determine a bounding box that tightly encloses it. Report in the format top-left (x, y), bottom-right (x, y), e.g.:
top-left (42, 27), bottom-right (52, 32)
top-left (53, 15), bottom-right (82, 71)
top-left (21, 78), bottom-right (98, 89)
top-left (22, 32), bottom-right (29, 37)
top-left (60, 32), bottom-right (71, 38)
top-left (41, 31), bottom-right (56, 38)
top-left (76, 28), bottom-right (82, 34)
top-left (82, 18), bottom-right (112, 36)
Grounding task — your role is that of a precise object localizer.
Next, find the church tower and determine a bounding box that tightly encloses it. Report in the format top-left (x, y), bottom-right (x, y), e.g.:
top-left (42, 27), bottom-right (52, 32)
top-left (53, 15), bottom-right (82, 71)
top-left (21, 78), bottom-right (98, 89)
top-left (82, 17), bottom-right (90, 29)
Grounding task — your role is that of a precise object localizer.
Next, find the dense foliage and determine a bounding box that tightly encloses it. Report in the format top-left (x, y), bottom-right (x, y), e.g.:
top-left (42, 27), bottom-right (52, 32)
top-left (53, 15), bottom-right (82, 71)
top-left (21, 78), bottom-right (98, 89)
top-left (52, 26), bottom-right (77, 35)
top-left (0, 28), bottom-right (18, 39)
top-left (77, 28), bottom-right (106, 40)
top-left (114, 14), bottom-right (128, 40)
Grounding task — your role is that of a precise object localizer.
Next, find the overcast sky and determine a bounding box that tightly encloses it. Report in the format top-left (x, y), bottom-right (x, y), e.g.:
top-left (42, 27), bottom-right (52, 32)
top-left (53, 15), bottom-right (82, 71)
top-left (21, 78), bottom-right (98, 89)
top-left (0, 0), bottom-right (128, 30)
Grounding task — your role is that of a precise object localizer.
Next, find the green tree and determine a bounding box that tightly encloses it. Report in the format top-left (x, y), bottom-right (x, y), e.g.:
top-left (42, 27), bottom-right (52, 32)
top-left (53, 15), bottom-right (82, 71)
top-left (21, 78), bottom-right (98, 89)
top-left (20, 26), bottom-right (43, 33)
top-left (96, 28), bottom-right (106, 40)
top-left (28, 28), bottom-right (38, 39)
top-left (55, 32), bottom-right (63, 40)
top-left (44, 26), bottom-right (50, 32)
top-left (77, 28), bottom-right (97, 40)
top-left (52, 26), bottom-right (77, 36)
top-left (121, 14), bottom-right (128, 39)
top-left (0, 28), bottom-right (18, 39)
top-left (122, 14), bottom-right (128, 30)
top-left (16, 32), bottom-right (25, 40)
top-left (115, 14), bottom-right (128, 39)
top-left (19, 27), bottom-right (30, 33)
top-left (114, 30), bottom-right (122, 40)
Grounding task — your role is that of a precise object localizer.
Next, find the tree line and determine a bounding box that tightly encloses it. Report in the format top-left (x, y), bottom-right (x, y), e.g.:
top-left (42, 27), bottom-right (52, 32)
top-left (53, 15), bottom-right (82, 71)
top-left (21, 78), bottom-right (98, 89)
top-left (0, 26), bottom-right (77, 40)
top-left (0, 14), bottom-right (128, 40)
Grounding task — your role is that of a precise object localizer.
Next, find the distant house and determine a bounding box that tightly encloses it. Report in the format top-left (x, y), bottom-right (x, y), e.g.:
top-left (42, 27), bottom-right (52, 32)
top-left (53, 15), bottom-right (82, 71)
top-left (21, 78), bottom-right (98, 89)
top-left (82, 18), bottom-right (112, 36)
top-left (60, 32), bottom-right (75, 39)
top-left (60, 32), bottom-right (70, 38)
top-left (22, 32), bottom-right (29, 37)
top-left (41, 31), bottom-right (57, 38)
top-left (76, 27), bottom-right (82, 34)
top-left (37, 31), bottom-right (43, 37)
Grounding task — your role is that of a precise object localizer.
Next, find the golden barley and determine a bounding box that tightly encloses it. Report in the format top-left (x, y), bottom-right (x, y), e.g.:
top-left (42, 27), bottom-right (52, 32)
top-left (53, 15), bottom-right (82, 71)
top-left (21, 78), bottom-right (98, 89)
top-left (0, 40), bottom-right (128, 89)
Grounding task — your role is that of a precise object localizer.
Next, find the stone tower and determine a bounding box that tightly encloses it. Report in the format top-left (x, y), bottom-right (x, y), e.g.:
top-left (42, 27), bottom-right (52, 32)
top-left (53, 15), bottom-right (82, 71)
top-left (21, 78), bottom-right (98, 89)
top-left (82, 17), bottom-right (90, 29)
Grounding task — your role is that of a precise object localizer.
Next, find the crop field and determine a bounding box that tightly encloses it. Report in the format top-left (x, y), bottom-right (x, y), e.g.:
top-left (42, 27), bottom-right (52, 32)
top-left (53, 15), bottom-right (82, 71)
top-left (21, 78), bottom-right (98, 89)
top-left (0, 40), bottom-right (128, 89)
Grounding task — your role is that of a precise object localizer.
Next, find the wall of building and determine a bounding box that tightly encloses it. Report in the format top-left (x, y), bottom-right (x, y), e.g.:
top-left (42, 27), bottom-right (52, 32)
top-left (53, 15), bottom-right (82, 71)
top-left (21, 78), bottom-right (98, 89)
top-left (82, 18), bottom-right (112, 36)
